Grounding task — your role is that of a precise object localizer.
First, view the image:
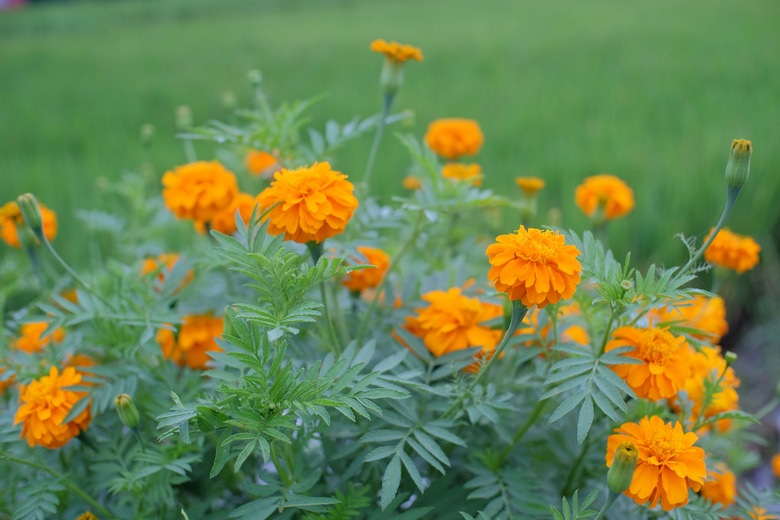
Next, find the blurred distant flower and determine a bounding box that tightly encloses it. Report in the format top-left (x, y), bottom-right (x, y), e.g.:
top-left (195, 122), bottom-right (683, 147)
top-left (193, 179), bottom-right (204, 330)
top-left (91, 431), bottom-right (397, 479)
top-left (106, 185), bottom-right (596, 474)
top-left (157, 315), bottom-right (224, 370)
top-left (442, 163), bottom-right (482, 186)
top-left (199, 193), bottom-right (258, 235)
top-left (12, 322), bottom-right (65, 354)
top-left (370, 39), bottom-right (423, 63)
top-left (650, 295), bottom-right (728, 343)
top-left (424, 118), bottom-right (484, 160)
top-left (704, 227), bottom-right (760, 273)
top-left (141, 253), bottom-right (194, 291)
top-left (699, 463), bottom-right (736, 508)
top-left (0, 200), bottom-right (58, 248)
top-left (341, 246), bottom-right (390, 293)
top-left (402, 175), bottom-right (422, 190)
top-left (574, 174), bottom-right (634, 221)
top-left (245, 149), bottom-right (280, 177)
top-left (515, 176), bottom-right (545, 196)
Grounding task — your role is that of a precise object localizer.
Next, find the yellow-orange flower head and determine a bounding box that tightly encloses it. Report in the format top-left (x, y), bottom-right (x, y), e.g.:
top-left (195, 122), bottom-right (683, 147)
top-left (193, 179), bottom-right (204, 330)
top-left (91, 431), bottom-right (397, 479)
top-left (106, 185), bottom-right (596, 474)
top-left (651, 295), bottom-right (728, 343)
top-left (14, 366), bottom-right (92, 449)
top-left (574, 174), bottom-right (635, 220)
top-left (699, 463), bottom-right (736, 508)
top-left (486, 227), bottom-right (582, 309)
top-left (157, 315), bottom-right (224, 370)
top-left (370, 39), bottom-right (423, 63)
top-left (341, 246), bottom-right (391, 292)
top-left (704, 227), bottom-right (760, 274)
top-left (424, 119), bottom-right (484, 160)
top-left (12, 322), bottom-right (65, 354)
top-left (1, 200), bottom-right (58, 248)
top-left (256, 162), bottom-right (358, 244)
top-left (245, 149), bottom-right (279, 177)
top-left (400, 287), bottom-right (503, 371)
top-left (442, 163), bottom-right (483, 186)
top-left (606, 415), bottom-right (706, 511)
top-left (515, 177), bottom-right (546, 196)
top-left (202, 193), bottom-right (258, 235)
top-left (162, 161), bottom-right (238, 223)
top-left (605, 326), bottom-right (691, 401)
top-left (402, 175), bottom-right (423, 191)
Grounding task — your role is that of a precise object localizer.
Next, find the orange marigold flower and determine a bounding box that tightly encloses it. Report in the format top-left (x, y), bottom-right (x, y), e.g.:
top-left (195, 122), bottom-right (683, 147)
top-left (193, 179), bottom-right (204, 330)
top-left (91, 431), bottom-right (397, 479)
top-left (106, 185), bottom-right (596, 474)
top-left (517, 305), bottom-right (590, 352)
top-left (424, 118), bottom-right (484, 160)
top-left (704, 227), bottom-right (760, 274)
top-left (651, 295), bottom-right (728, 343)
top-left (442, 163), bottom-right (482, 186)
top-left (700, 463), bottom-right (736, 508)
top-left (341, 246), bottom-right (391, 292)
top-left (256, 162), bottom-right (358, 244)
top-left (749, 506), bottom-right (779, 520)
top-left (12, 322), bottom-right (65, 354)
top-left (157, 315), bottom-right (224, 370)
top-left (606, 415), bottom-right (706, 511)
top-left (671, 346), bottom-right (740, 433)
top-left (486, 227), bottom-right (582, 309)
top-left (605, 326), bottom-right (691, 401)
top-left (14, 366), bottom-right (92, 449)
top-left (1, 200), bottom-right (58, 248)
top-left (402, 175), bottom-right (423, 190)
top-left (76, 513), bottom-right (99, 520)
top-left (245, 149), bottom-right (280, 177)
top-left (0, 367), bottom-right (15, 394)
top-left (370, 39), bottom-right (423, 63)
top-left (515, 176), bottom-right (545, 196)
top-left (162, 161), bottom-right (238, 223)
top-left (574, 174), bottom-right (635, 220)
top-left (141, 253), bottom-right (194, 291)
top-left (202, 192), bottom-right (258, 235)
top-left (400, 288), bottom-right (503, 371)
top-left (773, 454), bottom-right (780, 478)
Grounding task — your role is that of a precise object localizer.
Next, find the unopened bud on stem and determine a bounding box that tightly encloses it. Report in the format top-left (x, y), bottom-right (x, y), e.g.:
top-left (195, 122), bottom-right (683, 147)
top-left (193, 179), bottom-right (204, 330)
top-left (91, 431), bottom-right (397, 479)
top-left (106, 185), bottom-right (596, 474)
top-left (114, 394), bottom-right (140, 428)
top-left (16, 193), bottom-right (43, 239)
top-left (725, 139), bottom-right (752, 189)
top-left (607, 442), bottom-right (638, 494)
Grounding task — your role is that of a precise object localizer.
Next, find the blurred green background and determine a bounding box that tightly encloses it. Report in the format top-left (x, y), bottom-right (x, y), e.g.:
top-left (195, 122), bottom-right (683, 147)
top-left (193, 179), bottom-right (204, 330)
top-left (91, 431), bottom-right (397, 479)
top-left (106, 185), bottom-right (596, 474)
top-left (1, 0), bottom-right (778, 320)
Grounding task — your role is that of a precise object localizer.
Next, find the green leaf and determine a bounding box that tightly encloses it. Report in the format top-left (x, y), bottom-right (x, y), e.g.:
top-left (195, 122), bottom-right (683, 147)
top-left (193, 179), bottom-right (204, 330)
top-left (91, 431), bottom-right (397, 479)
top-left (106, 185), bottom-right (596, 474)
top-left (380, 454), bottom-right (402, 510)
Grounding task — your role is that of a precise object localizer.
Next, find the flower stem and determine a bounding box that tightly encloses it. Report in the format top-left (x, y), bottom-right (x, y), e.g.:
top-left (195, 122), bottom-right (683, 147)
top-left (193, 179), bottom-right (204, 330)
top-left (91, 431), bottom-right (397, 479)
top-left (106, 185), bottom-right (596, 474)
top-left (680, 185), bottom-right (740, 277)
top-left (593, 490), bottom-right (620, 520)
top-left (496, 397), bottom-right (546, 465)
top-left (361, 93), bottom-right (394, 195)
top-left (442, 301), bottom-right (529, 419)
top-left (307, 242), bottom-right (342, 354)
top-left (355, 210), bottom-right (424, 346)
top-left (0, 449), bottom-right (112, 517)
top-left (597, 306), bottom-right (616, 357)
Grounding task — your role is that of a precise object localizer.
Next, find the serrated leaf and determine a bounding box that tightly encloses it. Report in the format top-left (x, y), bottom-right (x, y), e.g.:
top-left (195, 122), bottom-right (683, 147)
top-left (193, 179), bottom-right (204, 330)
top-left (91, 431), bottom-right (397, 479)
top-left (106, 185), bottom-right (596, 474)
top-left (380, 454), bottom-right (402, 510)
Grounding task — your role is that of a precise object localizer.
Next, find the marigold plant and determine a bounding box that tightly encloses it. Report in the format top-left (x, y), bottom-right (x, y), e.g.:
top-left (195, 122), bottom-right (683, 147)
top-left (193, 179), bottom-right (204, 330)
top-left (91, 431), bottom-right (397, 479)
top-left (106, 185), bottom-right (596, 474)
top-left (0, 200), bottom-right (58, 248)
top-left (486, 226), bottom-right (582, 308)
top-left (14, 366), bottom-right (92, 449)
top-left (704, 227), bottom-right (761, 273)
top-left (441, 163), bottom-right (482, 186)
top-left (341, 246), bottom-right (390, 292)
top-left (606, 415), bottom-right (706, 511)
top-left (156, 314), bottom-right (224, 370)
top-left (424, 118), bottom-right (484, 160)
top-left (574, 174), bottom-right (635, 220)
top-left (605, 326), bottom-right (691, 401)
top-left (161, 160), bottom-right (238, 223)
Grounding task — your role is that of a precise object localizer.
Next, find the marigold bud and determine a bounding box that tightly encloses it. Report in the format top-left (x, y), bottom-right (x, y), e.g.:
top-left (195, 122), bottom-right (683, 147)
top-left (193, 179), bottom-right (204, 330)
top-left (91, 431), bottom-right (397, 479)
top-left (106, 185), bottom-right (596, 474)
top-left (607, 442), bottom-right (638, 494)
top-left (379, 60), bottom-right (404, 96)
top-left (114, 394), bottom-right (140, 428)
top-left (724, 351), bottom-right (737, 367)
top-left (724, 139), bottom-right (752, 189)
top-left (16, 193), bottom-right (43, 237)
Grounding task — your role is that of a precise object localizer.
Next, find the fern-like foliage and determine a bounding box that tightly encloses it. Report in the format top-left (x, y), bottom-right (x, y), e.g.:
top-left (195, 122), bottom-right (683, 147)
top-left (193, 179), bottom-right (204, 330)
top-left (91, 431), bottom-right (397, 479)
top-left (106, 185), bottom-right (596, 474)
top-left (10, 480), bottom-right (63, 520)
top-left (549, 488), bottom-right (601, 520)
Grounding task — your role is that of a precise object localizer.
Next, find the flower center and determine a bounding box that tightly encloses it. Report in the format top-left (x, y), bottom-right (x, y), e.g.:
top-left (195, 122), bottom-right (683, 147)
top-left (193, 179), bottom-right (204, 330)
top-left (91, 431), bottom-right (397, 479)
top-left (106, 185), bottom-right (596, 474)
top-left (637, 328), bottom-right (678, 366)
top-left (516, 234), bottom-right (556, 263)
top-left (646, 430), bottom-right (681, 463)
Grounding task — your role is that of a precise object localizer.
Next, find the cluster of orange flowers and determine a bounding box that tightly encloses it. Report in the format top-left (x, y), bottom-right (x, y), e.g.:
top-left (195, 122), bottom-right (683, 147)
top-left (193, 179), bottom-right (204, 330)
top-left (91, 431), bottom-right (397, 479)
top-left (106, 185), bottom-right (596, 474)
top-left (0, 199), bottom-right (58, 248)
top-left (156, 315), bottom-right (224, 370)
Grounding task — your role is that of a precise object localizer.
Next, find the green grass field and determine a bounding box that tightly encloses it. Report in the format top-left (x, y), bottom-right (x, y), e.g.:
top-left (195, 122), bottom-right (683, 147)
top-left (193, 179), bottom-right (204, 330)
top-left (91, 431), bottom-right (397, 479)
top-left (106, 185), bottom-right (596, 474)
top-left (1, 0), bottom-right (779, 273)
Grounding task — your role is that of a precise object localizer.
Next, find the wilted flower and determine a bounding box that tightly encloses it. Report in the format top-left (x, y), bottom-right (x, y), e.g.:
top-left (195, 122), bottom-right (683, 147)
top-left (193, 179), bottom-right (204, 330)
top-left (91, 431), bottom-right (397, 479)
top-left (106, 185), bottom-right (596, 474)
top-left (606, 415), bottom-right (706, 511)
top-left (400, 287), bottom-right (503, 371)
top-left (370, 39), bottom-right (423, 63)
top-left (704, 227), bottom-right (760, 273)
top-left (162, 161), bottom-right (238, 223)
top-left (256, 162), bottom-right (358, 243)
top-left (574, 174), bottom-right (634, 221)
top-left (245, 149), bottom-right (279, 177)
top-left (486, 227), bottom-right (582, 309)
top-left (341, 246), bottom-right (391, 292)
top-left (699, 463), bottom-right (736, 508)
top-left (515, 177), bottom-right (545, 196)
top-left (442, 163), bottom-right (482, 186)
top-left (605, 326), bottom-right (691, 401)
top-left (12, 322), bottom-right (65, 354)
top-left (14, 366), bottom-right (92, 449)
top-left (157, 315), bottom-right (224, 370)
top-left (424, 118), bottom-right (484, 160)
top-left (650, 295), bottom-right (728, 343)
top-left (1, 200), bottom-right (58, 248)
